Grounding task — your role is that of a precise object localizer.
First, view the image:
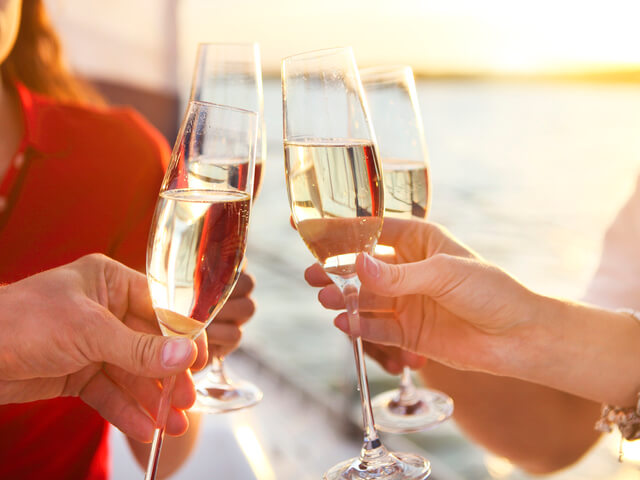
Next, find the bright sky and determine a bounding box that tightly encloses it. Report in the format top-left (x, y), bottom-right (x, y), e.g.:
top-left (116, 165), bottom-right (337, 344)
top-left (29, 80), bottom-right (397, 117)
top-left (47, 0), bottom-right (640, 90)
top-left (180, 0), bottom-right (640, 75)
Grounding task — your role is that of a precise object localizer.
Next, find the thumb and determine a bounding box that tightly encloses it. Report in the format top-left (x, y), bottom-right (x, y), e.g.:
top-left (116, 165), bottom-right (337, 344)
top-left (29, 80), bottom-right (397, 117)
top-left (356, 252), bottom-right (442, 297)
top-left (91, 314), bottom-right (197, 378)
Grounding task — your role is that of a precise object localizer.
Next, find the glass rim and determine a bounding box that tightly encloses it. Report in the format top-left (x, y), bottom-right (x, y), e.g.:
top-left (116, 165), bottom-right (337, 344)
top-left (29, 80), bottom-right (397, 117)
top-left (188, 99), bottom-right (258, 118)
top-left (282, 46), bottom-right (354, 64)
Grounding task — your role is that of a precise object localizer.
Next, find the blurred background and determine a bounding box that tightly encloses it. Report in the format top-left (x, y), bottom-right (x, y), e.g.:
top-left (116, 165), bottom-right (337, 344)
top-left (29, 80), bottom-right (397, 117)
top-left (45, 0), bottom-right (640, 478)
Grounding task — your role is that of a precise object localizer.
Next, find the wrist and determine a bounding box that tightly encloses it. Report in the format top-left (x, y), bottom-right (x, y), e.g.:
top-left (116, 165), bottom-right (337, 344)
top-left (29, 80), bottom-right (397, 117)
top-left (501, 292), bottom-right (562, 380)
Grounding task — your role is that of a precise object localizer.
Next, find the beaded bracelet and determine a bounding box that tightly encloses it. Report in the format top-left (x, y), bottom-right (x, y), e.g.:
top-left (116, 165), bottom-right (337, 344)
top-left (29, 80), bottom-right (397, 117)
top-left (594, 309), bottom-right (640, 461)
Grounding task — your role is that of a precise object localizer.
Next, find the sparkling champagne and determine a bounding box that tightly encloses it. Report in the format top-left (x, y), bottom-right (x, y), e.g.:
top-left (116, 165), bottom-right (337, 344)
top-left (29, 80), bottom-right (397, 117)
top-left (147, 189), bottom-right (250, 337)
top-left (284, 140), bottom-right (383, 278)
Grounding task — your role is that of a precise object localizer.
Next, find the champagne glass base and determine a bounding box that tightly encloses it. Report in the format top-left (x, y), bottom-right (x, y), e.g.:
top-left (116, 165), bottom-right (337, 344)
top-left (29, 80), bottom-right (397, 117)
top-left (192, 377), bottom-right (263, 414)
top-left (323, 452), bottom-right (430, 480)
top-left (372, 388), bottom-right (453, 434)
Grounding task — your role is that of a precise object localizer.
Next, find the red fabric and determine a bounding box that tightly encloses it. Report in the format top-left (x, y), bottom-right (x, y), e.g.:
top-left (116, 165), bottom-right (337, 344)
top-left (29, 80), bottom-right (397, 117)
top-left (0, 83), bottom-right (170, 479)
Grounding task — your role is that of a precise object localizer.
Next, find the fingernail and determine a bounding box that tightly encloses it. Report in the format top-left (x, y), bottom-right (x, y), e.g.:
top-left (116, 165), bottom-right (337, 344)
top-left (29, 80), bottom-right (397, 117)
top-left (363, 253), bottom-right (380, 278)
top-left (162, 338), bottom-right (192, 368)
top-left (335, 315), bottom-right (350, 333)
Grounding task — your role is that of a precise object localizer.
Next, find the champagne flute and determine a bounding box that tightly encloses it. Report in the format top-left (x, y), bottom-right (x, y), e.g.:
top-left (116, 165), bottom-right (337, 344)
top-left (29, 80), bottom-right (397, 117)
top-left (188, 42), bottom-right (265, 413)
top-left (144, 100), bottom-right (257, 479)
top-left (190, 42), bottom-right (266, 197)
top-left (282, 47), bottom-right (431, 480)
top-left (360, 65), bottom-right (454, 433)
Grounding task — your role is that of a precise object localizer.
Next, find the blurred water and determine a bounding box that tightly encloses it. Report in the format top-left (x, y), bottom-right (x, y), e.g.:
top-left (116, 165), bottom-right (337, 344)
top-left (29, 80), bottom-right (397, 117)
top-left (240, 78), bottom-right (640, 479)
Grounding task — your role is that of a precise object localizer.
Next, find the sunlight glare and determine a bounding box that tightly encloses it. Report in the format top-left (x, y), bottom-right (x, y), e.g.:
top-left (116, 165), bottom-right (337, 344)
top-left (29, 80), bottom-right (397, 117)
top-left (484, 454), bottom-right (515, 480)
top-left (484, 454), bottom-right (515, 479)
top-left (606, 432), bottom-right (640, 465)
top-left (233, 423), bottom-right (276, 480)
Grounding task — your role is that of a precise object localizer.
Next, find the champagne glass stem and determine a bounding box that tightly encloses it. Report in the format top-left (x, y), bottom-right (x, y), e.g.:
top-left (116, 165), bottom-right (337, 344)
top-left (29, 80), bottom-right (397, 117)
top-left (144, 374), bottom-right (176, 480)
top-left (208, 356), bottom-right (230, 384)
top-left (344, 286), bottom-right (385, 462)
top-left (397, 366), bottom-right (418, 404)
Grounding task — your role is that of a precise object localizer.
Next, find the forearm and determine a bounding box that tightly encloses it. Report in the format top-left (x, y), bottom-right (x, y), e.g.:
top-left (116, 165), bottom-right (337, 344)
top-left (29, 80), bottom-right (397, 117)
top-left (420, 363), bottom-right (601, 473)
top-left (127, 410), bottom-right (202, 478)
top-left (419, 296), bottom-right (640, 472)
top-left (512, 296), bottom-right (640, 407)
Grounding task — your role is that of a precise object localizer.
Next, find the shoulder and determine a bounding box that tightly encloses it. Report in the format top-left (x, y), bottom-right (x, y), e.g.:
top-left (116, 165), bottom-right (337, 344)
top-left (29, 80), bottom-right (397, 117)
top-left (27, 90), bottom-right (171, 170)
top-left (101, 106), bottom-right (171, 167)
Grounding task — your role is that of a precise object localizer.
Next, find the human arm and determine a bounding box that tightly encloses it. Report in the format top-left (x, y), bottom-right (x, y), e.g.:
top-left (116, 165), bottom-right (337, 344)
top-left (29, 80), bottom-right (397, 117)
top-left (0, 253), bottom-right (206, 442)
top-left (417, 183), bottom-right (640, 469)
top-left (306, 219), bottom-right (640, 471)
top-left (418, 366), bottom-right (602, 473)
top-left (310, 219), bottom-right (640, 404)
